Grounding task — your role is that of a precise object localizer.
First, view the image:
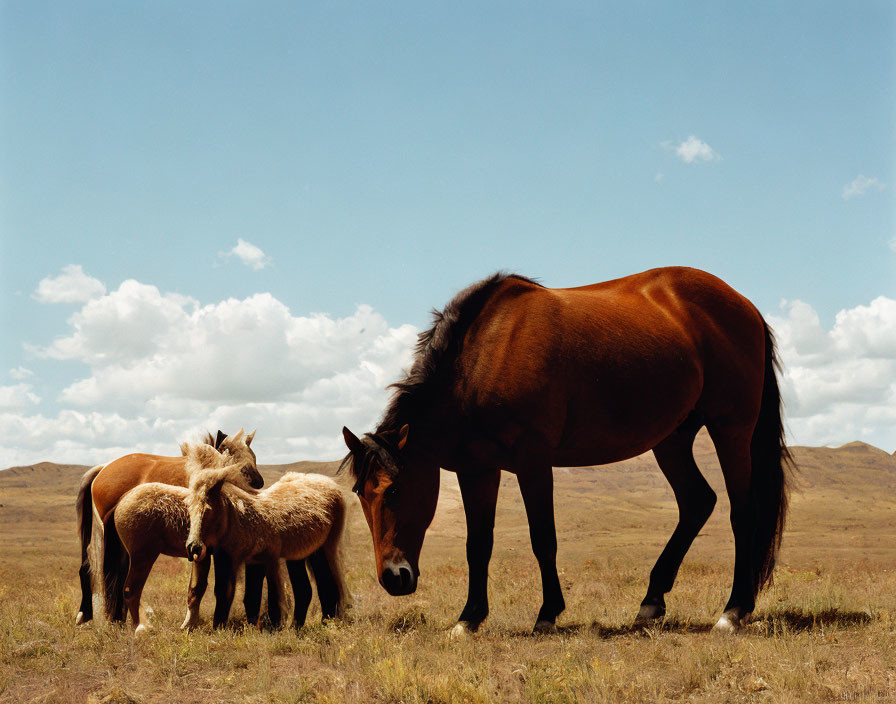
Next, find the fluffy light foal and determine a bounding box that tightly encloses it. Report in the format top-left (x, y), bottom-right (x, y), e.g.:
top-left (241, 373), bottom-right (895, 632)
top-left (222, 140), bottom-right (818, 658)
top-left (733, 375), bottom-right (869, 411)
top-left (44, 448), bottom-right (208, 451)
top-left (186, 468), bottom-right (350, 628)
top-left (111, 442), bottom-right (262, 635)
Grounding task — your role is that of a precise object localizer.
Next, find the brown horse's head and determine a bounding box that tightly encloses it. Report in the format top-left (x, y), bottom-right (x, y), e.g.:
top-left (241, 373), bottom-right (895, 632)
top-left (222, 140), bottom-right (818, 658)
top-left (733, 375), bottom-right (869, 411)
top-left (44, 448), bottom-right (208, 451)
top-left (342, 425), bottom-right (439, 596)
top-left (184, 463), bottom-right (249, 563)
top-left (203, 428), bottom-right (263, 489)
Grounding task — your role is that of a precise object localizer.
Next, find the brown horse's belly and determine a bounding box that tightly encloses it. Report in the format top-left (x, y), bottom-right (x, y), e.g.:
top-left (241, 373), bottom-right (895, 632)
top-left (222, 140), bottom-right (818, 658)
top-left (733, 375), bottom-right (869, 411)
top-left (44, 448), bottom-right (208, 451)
top-left (91, 454), bottom-right (188, 522)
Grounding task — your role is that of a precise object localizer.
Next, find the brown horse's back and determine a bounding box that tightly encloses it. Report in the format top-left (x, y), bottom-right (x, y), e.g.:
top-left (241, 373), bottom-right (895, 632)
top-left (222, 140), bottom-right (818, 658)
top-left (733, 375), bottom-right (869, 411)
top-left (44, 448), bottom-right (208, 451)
top-left (458, 267), bottom-right (766, 467)
top-left (92, 454), bottom-right (188, 522)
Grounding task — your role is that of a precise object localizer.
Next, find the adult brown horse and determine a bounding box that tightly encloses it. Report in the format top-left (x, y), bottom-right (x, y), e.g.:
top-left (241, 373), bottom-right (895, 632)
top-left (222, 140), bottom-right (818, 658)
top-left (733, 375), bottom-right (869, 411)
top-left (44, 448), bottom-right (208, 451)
top-left (75, 429), bottom-right (264, 625)
top-left (342, 267), bottom-right (791, 634)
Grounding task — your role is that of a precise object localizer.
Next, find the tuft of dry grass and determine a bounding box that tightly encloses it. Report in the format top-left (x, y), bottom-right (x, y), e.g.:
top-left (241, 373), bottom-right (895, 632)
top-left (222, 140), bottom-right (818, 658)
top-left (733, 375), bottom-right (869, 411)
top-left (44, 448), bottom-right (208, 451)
top-left (1, 439), bottom-right (895, 702)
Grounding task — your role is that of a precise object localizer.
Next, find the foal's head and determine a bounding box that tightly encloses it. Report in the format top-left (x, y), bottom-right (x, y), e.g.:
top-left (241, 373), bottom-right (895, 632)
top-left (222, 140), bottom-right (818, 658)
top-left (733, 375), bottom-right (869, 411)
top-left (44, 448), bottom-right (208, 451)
top-left (184, 463), bottom-right (251, 563)
top-left (200, 428), bottom-right (263, 489)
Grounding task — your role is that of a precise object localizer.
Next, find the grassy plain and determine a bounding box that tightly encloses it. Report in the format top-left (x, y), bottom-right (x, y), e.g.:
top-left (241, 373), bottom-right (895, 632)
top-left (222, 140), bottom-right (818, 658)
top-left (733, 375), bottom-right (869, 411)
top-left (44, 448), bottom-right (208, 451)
top-left (1, 433), bottom-right (894, 703)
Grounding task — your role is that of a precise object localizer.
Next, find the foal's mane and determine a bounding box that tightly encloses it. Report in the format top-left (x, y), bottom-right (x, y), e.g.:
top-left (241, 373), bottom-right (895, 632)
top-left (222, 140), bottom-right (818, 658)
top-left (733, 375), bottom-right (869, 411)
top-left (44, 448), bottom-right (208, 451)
top-left (341, 272), bottom-right (539, 482)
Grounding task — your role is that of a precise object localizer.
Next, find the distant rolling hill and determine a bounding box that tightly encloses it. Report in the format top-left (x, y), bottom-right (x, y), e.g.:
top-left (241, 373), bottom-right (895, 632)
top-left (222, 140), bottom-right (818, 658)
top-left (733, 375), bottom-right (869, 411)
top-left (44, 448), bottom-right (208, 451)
top-left (2, 432), bottom-right (894, 571)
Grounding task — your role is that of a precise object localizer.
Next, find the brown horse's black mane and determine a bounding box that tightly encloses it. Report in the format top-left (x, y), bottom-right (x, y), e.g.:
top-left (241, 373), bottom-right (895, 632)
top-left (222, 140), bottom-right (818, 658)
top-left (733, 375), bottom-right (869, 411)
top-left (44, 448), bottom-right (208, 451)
top-left (376, 272), bottom-right (541, 436)
top-left (341, 272), bottom-right (539, 480)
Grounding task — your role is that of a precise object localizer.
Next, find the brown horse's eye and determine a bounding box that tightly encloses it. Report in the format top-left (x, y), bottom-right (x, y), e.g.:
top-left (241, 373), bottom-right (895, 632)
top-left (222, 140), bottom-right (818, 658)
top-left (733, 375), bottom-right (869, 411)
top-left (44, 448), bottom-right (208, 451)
top-left (384, 483), bottom-right (398, 504)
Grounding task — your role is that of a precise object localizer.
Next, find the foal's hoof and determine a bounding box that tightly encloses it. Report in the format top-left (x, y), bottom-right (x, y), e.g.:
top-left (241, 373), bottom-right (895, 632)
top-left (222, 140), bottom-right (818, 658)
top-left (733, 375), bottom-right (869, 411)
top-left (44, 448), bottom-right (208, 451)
top-left (533, 620), bottom-right (558, 635)
top-left (448, 621), bottom-right (477, 639)
top-left (134, 623), bottom-right (151, 638)
top-left (180, 613), bottom-right (201, 631)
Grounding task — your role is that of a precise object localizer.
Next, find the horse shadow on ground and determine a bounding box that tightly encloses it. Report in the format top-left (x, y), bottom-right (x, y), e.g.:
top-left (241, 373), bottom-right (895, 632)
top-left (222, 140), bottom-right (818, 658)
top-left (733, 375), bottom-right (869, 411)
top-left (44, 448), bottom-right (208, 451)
top-left (531, 608), bottom-right (875, 639)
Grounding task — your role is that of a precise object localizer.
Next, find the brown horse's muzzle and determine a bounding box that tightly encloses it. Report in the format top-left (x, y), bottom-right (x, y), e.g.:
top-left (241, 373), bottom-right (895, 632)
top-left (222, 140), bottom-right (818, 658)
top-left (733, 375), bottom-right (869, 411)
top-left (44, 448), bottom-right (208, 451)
top-left (380, 559), bottom-right (417, 596)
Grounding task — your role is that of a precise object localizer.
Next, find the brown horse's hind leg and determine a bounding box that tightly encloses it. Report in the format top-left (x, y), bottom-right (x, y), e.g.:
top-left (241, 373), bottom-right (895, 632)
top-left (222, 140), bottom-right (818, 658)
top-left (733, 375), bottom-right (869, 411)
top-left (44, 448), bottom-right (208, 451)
top-left (451, 468), bottom-right (501, 637)
top-left (707, 426), bottom-right (755, 632)
top-left (636, 416), bottom-right (716, 626)
top-left (517, 465), bottom-right (566, 634)
top-left (123, 551), bottom-right (157, 636)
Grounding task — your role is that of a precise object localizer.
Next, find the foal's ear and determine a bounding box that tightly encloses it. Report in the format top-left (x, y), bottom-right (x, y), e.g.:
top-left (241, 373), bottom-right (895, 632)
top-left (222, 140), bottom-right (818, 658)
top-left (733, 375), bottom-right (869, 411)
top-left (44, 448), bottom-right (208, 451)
top-left (215, 430), bottom-right (226, 450)
top-left (397, 424), bottom-right (409, 450)
top-left (246, 429), bottom-right (256, 447)
top-left (343, 426), bottom-right (364, 455)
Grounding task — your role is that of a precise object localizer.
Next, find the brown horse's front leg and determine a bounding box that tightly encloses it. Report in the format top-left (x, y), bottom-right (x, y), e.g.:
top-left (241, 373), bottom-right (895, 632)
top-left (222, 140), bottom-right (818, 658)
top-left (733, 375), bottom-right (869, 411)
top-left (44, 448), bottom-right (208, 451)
top-left (517, 466), bottom-right (565, 633)
top-left (451, 468), bottom-right (500, 637)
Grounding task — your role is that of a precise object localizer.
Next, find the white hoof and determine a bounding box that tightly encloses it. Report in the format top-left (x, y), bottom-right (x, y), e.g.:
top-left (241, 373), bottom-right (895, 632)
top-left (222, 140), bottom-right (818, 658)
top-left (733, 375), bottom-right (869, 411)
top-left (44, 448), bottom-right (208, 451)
top-left (713, 614), bottom-right (740, 633)
top-left (134, 623), bottom-right (150, 638)
top-left (75, 612), bottom-right (85, 626)
top-left (448, 622), bottom-right (476, 639)
top-left (533, 620), bottom-right (557, 634)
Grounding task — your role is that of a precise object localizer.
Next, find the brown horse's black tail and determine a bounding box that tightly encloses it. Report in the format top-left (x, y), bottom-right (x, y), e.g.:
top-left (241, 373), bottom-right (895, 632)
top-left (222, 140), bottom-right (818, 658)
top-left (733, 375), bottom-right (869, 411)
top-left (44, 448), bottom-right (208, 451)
top-left (749, 321), bottom-right (793, 595)
top-left (102, 510), bottom-right (129, 622)
top-left (76, 465), bottom-right (103, 622)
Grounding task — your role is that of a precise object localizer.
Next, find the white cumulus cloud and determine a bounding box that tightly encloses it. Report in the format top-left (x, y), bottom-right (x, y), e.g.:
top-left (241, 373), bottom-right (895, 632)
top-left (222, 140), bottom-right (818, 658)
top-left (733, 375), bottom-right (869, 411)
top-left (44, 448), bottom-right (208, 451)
top-left (768, 296), bottom-right (896, 451)
top-left (668, 135), bottom-right (720, 163)
top-left (32, 264), bottom-right (106, 303)
top-left (842, 175), bottom-right (885, 200)
top-left (221, 239), bottom-right (271, 270)
top-left (7, 278), bottom-right (418, 465)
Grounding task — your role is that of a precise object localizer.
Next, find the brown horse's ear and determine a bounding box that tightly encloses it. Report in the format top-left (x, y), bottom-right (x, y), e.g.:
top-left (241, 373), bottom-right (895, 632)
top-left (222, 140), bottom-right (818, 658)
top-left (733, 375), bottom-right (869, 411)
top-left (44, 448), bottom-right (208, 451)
top-left (246, 429), bottom-right (256, 447)
top-left (343, 426), bottom-right (364, 455)
top-left (215, 430), bottom-right (226, 450)
top-left (397, 424), bottom-right (409, 450)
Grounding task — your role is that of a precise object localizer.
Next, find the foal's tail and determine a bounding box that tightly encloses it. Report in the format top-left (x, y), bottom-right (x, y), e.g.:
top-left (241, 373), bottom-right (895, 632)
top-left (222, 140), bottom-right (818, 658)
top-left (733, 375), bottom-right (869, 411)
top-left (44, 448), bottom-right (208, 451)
top-left (75, 465), bottom-right (104, 623)
top-left (749, 321), bottom-right (793, 595)
top-left (102, 509), bottom-right (129, 622)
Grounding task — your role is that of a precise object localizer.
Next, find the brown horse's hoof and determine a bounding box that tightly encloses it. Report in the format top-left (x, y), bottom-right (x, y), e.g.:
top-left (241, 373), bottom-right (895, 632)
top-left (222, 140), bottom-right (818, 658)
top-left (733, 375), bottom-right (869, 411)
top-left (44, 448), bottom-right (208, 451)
top-left (713, 611), bottom-right (751, 633)
top-left (75, 612), bottom-right (86, 626)
top-left (633, 603), bottom-right (666, 629)
top-left (533, 620), bottom-right (557, 634)
top-left (448, 621), bottom-right (478, 639)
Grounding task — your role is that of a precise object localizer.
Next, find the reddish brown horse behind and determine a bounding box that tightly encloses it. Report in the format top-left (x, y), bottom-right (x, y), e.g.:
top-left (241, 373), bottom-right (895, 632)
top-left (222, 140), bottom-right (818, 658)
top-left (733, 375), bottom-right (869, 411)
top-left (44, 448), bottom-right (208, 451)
top-left (342, 267), bottom-right (791, 634)
top-left (75, 430), bottom-right (261, 624)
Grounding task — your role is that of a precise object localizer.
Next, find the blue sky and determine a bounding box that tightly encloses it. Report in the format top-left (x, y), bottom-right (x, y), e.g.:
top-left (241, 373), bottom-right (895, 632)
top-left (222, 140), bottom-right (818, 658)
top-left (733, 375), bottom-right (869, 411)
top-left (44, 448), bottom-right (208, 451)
top-left (2, 2), bottom-right (894, 465)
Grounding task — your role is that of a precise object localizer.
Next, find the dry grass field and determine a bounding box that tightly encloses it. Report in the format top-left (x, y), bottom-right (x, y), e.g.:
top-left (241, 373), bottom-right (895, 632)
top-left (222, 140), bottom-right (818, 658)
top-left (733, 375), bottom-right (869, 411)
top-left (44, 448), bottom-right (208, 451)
top-left (1, 432), bottom-right (895, 703)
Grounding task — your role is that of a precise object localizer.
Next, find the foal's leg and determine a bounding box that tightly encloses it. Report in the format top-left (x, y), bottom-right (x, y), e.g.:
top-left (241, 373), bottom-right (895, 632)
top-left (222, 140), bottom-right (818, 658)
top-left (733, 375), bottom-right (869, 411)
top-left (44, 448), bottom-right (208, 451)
top-left (263, 559), bottom-right (286, 629)
top-left (636, 419), bottom-right (717, 625)
top-left (517, 465), bottom-right (565, 633)
top-left (708, 426), bottom-right (756, 632)
top-left (212, 549), bottom-right (237, 628)
top-left (307, 549), bottom-right (343, 620)
top-left (243, 562), bottom-right (266, 625)
top-left (451, 468), bottom-right (501, 637)
top-left (286, 559), bottom-right (312, 627)
top-left (123, 551), bottom-right (158, 636)
top-left (181, 553), bottom-right (211, 630)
